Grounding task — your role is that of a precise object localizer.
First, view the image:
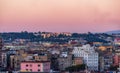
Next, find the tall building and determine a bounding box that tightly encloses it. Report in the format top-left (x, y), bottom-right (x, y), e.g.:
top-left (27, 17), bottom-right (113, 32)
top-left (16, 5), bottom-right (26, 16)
top-left (72, 44), bottom-right (99, 71)
top-left (99, 53), bottom-right (113, 71)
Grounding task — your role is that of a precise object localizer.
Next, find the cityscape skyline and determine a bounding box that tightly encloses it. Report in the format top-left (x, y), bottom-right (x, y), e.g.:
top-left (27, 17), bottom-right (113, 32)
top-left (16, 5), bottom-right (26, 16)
top-left (0, 1), bottom-right (120, 72)
top-left (0, 0), bottom-right (120, 33)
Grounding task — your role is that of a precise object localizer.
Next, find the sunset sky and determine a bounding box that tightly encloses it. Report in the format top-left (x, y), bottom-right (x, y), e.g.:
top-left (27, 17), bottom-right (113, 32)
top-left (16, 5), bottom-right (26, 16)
top-left (0, 0), bottom-right (120, 33)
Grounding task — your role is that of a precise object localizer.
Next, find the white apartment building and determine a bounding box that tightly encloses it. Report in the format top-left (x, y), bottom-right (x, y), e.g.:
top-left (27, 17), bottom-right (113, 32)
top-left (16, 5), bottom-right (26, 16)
top-left (72, 44), bottom-right (99, 71)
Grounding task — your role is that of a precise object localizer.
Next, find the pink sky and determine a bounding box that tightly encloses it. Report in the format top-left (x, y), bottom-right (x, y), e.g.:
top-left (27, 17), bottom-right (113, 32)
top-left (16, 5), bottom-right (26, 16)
top-left (0, 0), bottom-right (120, 33)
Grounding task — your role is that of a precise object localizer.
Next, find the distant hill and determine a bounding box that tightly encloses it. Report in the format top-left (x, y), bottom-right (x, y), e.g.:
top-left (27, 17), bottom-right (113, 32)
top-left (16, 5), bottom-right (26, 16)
top-left (106, 30), bottom-right (120, 34)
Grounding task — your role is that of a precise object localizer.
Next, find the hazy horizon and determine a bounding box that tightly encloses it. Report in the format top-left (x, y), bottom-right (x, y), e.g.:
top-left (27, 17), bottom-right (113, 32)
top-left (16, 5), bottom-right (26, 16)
top-left (0, 0), bottom-right (120, 33)
top-left (0, 29), bottom-right (119, 33)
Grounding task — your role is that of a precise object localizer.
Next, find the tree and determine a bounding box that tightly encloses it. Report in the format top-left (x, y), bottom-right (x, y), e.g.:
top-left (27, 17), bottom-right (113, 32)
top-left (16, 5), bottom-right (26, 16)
top-left (65, 64), bottom-right (86, 72)
top-left (109, 65), bottom-right (119, 71)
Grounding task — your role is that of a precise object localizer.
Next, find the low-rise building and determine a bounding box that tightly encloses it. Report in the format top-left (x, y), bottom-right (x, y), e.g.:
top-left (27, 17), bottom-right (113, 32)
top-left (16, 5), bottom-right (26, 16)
top-left (73, 57), bottom-right (83, 66)
top-left (20, 61), bottom-right (50, 72)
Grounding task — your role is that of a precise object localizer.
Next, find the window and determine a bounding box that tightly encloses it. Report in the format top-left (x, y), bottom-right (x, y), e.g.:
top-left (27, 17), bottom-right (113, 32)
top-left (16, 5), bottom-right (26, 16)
top-left (30, 64), bottom-right (32, 67)
top-left (30, 69), bottom-right (32, 72)
top-left (38, 64), bottom-right (40, 67)
top-left (38, 69), bottom-right (40, 72)
top-left (26, 69), bottom-right (28, 71)
top-left (26, 64), bottom-right (28, 67)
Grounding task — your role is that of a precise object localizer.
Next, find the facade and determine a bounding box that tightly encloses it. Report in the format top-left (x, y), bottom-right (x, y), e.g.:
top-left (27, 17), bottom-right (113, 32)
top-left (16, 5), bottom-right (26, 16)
top-left (0, 36), bottom-right (2, 50)
top-left (73, 57), bottom-right (83, 66)
top-left (58, 53), bottom-right (72, 71)
top-left (99, 53), bottom-right (113, 71)
top-left (7, 49), bottom-right (50, 71)
top-left (113, 54), bottom-right (120, 66)
top-left (33, 53), bottom-right (48, 61)
top-left (51, 54), bottom-right (59, 71)
top-left (114, 38), bottom-right (120, 50)
top-left (10, 54), bottom-right (25, 70)
top-left (114, 38), bottom-right (120, 45)
top-left (98, 46), bottom-right (113, 51)
top-left (72, 44), bottom-right (99, 71)
top-left (104, 54), bottom-right (113, 71)
top-left (20, 61), bottom-right (50, 72)
top-left (1, 53), bottom-right (7, 68)
top-left (0, 36), bottom-right (3, 67)
top-left (99, 56), bottom-right (104, 72)
top-left (8, 50), bottom-right (27, 70)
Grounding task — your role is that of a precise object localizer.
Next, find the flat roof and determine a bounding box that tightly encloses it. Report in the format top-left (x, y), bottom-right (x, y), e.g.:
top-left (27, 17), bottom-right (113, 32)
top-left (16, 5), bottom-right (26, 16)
top-left (21, 61), bottom-right (50, 63)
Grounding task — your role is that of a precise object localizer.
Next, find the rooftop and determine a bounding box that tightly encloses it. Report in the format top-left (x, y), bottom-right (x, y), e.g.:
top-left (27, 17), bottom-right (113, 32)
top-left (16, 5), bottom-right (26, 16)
top-left (21, 61), bottom-right (50, 63)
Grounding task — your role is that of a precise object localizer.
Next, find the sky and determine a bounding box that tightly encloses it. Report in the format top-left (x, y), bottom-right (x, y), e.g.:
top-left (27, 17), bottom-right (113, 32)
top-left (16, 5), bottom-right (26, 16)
top-left (0, 0), bottom-right (120, 33)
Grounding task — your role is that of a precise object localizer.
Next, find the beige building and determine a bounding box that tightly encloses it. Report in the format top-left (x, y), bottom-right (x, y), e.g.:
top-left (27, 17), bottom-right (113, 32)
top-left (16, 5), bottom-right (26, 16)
top-left (73, 57), bottom-right (83, 66)
top-left (10, 54), bottom-right (25, 70)
top-left (33, 54), bottom-right (48, 61)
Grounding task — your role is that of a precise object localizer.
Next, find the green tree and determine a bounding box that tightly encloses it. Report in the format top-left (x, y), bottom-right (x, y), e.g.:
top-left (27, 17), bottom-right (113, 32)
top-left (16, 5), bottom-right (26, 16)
top-left (109, 65), bottom-right (119, 71)
top-left (65, 64), bottom-right (86, 72)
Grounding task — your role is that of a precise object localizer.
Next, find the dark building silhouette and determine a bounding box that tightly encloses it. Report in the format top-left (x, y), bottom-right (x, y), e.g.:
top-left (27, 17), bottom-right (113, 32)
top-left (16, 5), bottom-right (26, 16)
top-left (0, 35), bottom-right (3, 67)
top-left (0, 36), bottom-right (2, 49)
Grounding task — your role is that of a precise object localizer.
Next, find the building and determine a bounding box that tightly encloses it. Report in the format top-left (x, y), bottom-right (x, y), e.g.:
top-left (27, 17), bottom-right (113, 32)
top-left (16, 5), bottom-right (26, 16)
top-left (114, 38), bottom-right (120, 50)
top-left (98, 45), bottom-right (113, 52)
top-left (0, 35), bottom-right (2, 50)
top-left (72, 44), bottom-right (99, 71)
top-left (20, 61), bottom-right (50, 72)
top-left (0, 35), bottom-right (3, 67)
top-left (73, 57), bottom-right (83, 66)
top-left (113, 54), bottom-right (120, 66)
top-left (33, 53), bottom-right (48, 61)
top-left (1, 53), bottom-right (7, 68)
top-left (99, 53), bottom-right (113, 71)
top-left (10, 54), bottom-right (25, 70)
top-left (58, 52), bottom-right (72, 71)
top-left (114, 38), bottom-right (120, 45)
